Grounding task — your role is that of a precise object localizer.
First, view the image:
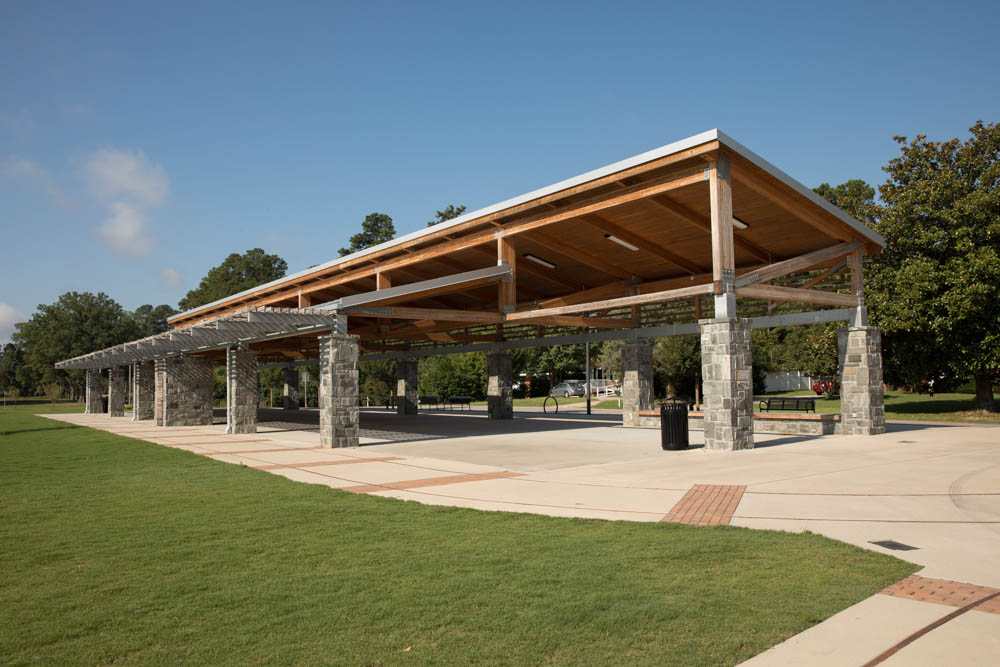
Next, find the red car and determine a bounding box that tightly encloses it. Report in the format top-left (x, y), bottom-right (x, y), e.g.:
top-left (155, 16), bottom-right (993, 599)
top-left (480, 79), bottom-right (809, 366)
top-left (813, 377), bottom-right (840, 397)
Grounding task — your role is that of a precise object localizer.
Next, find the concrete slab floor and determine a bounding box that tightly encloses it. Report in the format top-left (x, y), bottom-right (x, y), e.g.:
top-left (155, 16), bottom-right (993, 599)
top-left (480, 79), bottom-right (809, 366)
top-left (40, 409), bottom-right (1000, 665)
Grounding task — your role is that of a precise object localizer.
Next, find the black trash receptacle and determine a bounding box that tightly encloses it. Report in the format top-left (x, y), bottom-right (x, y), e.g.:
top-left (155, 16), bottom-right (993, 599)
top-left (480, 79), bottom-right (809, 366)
top-left (660, 399), bottom-right (689, 450)
top-left (101, 396), bottom-right (109, 413)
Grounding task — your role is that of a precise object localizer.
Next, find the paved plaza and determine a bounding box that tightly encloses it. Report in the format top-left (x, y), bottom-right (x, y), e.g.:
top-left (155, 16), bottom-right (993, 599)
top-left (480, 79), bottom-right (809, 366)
top-left (42, 408), bottom-right (1000, 664)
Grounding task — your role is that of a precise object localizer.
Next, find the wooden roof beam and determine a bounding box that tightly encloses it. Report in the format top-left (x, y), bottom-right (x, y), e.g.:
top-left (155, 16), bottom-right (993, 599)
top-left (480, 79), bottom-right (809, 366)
top-left (730, 156), bottom-right (852, 246)
top-left (507, 282), bottom-right (714, 320)
top-left (581, 213), bottom-right (705, 274)
top-left (527, 229), bottom-right (636, 280)
top-left (647, 194), bottom-right (773, 262)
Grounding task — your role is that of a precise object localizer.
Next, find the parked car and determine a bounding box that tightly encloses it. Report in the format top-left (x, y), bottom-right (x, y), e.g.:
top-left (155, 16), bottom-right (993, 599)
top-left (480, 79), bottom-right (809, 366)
top-left (812, 377), bottom-right (840, 397)
top-left (549, 380), bottom-right (586, 398)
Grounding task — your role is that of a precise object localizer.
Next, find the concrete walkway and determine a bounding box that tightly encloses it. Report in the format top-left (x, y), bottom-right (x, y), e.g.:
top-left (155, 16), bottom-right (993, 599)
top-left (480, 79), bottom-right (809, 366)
top-left (42, 409), bottom-right (1000, 665)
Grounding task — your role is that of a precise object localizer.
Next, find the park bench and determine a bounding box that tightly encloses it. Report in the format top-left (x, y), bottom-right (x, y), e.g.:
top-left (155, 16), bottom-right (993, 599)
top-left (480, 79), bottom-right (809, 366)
top-left (419, 396), bottom-right (439, 408)
top-left (757, 397), bottom-right (816, 413)
top-left (449, 395), bottom-right (473, 411)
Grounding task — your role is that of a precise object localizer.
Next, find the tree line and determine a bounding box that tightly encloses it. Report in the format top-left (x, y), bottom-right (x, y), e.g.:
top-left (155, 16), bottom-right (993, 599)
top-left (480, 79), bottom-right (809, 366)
top-left (3, 122), bottom-right (997, 411)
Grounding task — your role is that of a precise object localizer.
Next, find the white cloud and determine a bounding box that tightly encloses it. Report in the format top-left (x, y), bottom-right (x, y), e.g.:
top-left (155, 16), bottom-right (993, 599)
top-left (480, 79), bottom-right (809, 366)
top-left (95, 201), bottom-right (154, 258)
top-left (83, 148), bottom-right (168, 207)
top-left (160, 267), bottom-right (182, 288)
top-left (0, 302), bottom-right (27, 345)
top-left (0, 155), bottom-right (67, 206)
top-left (81, 148), bottom-right (169, 258)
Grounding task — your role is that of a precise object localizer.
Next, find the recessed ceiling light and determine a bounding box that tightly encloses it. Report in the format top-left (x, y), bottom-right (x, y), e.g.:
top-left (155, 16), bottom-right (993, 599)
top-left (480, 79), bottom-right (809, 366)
top-left (604, 234), bottom-right (640, 251)
top-left (733, 217), bottom-right (750, 230)
top-left (523, 253), bottom-right (556, 269)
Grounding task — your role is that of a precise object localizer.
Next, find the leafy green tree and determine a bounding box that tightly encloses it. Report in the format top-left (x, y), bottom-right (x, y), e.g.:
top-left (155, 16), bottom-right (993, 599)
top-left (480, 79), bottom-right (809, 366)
top-left (814, 179), bottom-right (878, 226)
top-left (339, 213), bottom-right (396, 256)
top-left (0, 343), bottom-right (23, 396)
top-left (868, 122), bottom-right (1000, 411)
top-left (359, 360), bottom-right (397, 405)
top-left (427, 204), bottom-right (467, 227)
top-left (12, 292), bottom-right (140, 399)
top-left (179, 248), bottom-right (287, 311)
top-left (418, 353), bottom-right (488, 400)
top-left (131, 304), bottom-right (177, 337)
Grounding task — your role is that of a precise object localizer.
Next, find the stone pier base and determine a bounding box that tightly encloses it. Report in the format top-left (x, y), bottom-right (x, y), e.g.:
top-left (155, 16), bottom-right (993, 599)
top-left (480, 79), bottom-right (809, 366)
top-left (397, 357), bottom-right (418, 416)
top-left (227, 346), bottom-right (258, 434)
top-left (154, 356), bottom-right (214, 427)
top-left (838, 327), bottom-right (886, 435)
top-left (85, 369), bottom-right (103, 414)
top-left (133, 361), bottom-right (155, 420)
top-left (108, 366), bottom-right (126, 417)
top-left (622, 340), bottom-right (654, 427)
top-left (282, 366), bottom-right (299, 410)
top-left (700, 318), bottom-right (754, 451)
top-left (319, 334), bottom-right (359, 448)
top-left (487, 351), bottom-right (513, 420)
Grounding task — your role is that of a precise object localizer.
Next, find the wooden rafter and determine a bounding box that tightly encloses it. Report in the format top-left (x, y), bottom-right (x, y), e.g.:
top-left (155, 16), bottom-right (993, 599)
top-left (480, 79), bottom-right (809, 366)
top-left (581, 213), bottom-right (704, 274)
top-left (648, 194), bottom-right (773, 262)
top-left (736, 241), bottom-right (859, 286)
top-left (527, 229), bottom-right (635, 280)
top-left (736, 284), bottom-right (858, 308)
top-left (507, 283), bottom-right (713, 320)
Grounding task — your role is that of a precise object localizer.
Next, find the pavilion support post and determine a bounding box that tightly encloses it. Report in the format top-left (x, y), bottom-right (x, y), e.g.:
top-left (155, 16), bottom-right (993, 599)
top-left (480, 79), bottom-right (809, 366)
top-left (487, 350), bottom-right (513, 419)
top-left (154, 360), bottom-right (166, 426)
top-left (85, 368), bottom-right (102, 414)
top-left (227, 346), bottom-right (258, 435)
top-left (108, 366), bottom-right (126, 417)
top-left (838, 327), bottom-right (885, 435)
top-left (849, 248), bottom-right (869, 327)
top-left (396, 356), bottom-right (418, 415)
top-left (709, 153), bottom-right (736, 319)
top-left (319, 333), bottom-right (360, 448)
top-left (621, 340), bottom-right (653, 427)
top-left (133, 361), bottom-right (155, 420)
top-left (700, 318), bottom-right (754, 451)
top-left (282, 367), bottom-right (300, 410)
top-left (156, 357), bottom-right (214, 427)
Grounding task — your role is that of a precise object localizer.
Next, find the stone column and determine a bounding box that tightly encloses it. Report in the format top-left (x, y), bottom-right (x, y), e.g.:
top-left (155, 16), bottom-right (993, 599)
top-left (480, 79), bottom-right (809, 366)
top-left (108, 366), bottom-right (126, 417)
top-left (157, 356), bottom-right (214, 427)
top-left (227, 346), bottom-right (258, 434)
top-left (396, 356), bottom-right (418, 415)
top-left (319, 334), bottom-right (360, 448)
top-left (700, 318), bottom-right (754, 451)
top-left (838, 327), bottom-right (886, 435)
top-left (134, 361), bottom-right (155, 420)
top-left (621, 340), bottom-right (653, 427)
top-left (487, 351), bottom-right (513, 420)
top-left (85, 368), bottom-right (103, 414)
top-left (282, 366), bottom-right (300, 410)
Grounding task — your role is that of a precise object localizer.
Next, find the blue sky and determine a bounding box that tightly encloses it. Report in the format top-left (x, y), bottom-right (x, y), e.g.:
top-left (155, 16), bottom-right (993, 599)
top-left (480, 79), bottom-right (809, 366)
top-left (1, 0), bottom-right (997, 343)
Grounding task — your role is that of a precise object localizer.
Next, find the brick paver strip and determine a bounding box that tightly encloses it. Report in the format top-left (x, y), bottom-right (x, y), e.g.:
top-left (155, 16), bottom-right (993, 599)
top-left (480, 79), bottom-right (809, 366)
top-left (342, 471), bottom-right (524, 494)
top-left (251, 456), bottom-right (404, 470)
top-left (878, 574), bottom-right (1000, 613)
top-left (200, 446), bottom-right (325, 454)
top-left (865, 577), bottom-right (1000, 665)
top-left (662, 484), bottom-right (747, 526)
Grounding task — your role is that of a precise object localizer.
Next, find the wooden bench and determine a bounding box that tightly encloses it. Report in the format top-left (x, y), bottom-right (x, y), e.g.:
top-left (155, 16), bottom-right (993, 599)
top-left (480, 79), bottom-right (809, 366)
top-left (449, 395), bottom-right (473, 411)
top-left (758, 397), bottom-right (816, 413)
top-left (419, 395), bottom-right (439, 408)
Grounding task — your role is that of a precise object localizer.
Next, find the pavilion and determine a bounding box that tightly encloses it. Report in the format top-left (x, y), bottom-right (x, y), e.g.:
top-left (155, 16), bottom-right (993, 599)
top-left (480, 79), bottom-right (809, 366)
top-left (56, 129), bottom-right (886, 450)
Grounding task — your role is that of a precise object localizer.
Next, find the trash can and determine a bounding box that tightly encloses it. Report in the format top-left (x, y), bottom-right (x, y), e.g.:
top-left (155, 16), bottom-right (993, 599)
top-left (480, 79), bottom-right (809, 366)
top-left (101, 396), bottom-right (109, 413)
top-left (659, 399), bottom-right (689, 451)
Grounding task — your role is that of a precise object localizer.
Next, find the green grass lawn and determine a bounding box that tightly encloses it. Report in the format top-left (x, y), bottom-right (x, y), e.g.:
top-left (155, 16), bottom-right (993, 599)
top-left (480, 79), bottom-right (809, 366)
top-left (0, 404), bottom-right (916, 665)
top-left (756, 391), bottom-right (1000, 423)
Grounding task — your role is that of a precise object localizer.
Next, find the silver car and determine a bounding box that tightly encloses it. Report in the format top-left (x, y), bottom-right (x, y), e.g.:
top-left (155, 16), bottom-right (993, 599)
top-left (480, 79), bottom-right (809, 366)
top-left (549, 381), bottom-right (586, 398)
